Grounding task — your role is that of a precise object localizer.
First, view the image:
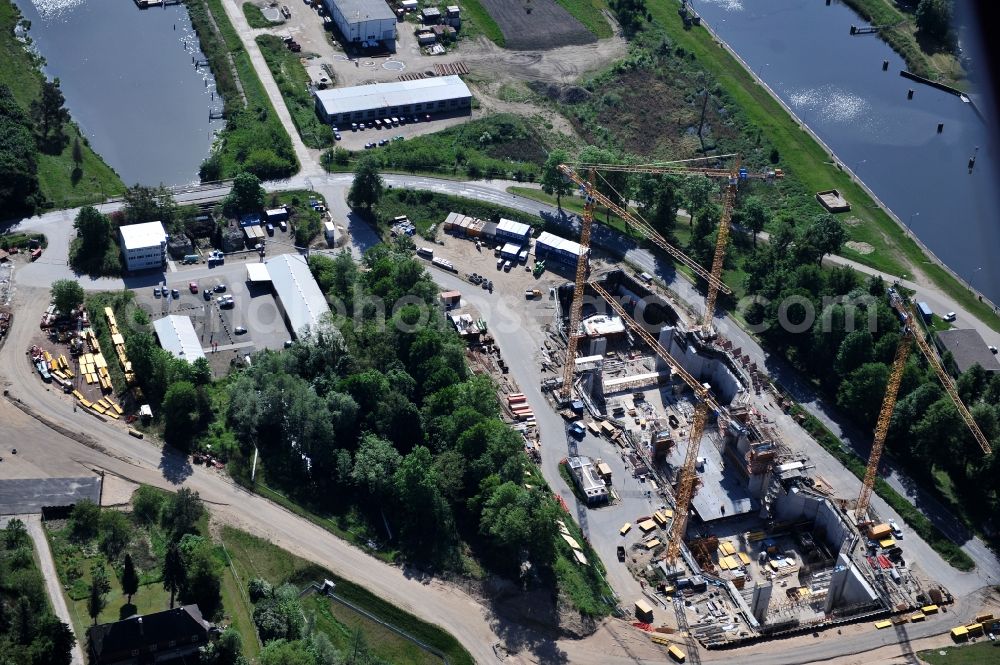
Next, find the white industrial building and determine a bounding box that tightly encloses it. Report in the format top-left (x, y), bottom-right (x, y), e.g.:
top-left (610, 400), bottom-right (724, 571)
top-left (264, 254), bottom-right (331, 338)
top-left (314, 76), bottom-right (472, 126)
top-left (323, 0), bottom-right (396, 49)
top-left (152, 315), bottom-right (205, 363)
top-left (567, 456), bottom-right (609, 505)
top-left (534, 231), bottom-right (588, 266)
top-left (119, 221), bottom-right (167, 271)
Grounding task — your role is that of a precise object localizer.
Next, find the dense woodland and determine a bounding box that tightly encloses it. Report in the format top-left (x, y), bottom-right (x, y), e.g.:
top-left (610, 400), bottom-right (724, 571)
top-left (0, 520), bottom-right (75, 665)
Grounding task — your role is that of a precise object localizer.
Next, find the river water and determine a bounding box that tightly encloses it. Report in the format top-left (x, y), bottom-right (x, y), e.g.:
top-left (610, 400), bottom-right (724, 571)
top-left (692, 0), bottom-right (1000, 304)
top-left (14, 0), bottom-right (224, 186)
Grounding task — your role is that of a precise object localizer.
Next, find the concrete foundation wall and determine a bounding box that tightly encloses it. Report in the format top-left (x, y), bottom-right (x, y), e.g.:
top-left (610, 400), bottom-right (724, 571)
top-left (656, 327), bottom-right (743, 403)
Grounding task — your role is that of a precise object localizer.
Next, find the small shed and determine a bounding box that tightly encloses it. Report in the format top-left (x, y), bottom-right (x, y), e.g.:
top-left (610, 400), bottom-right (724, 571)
top-left (634, 599), bottom-right (654, 623)
top-left (500, 242), bottom-right (521, 260)
top-left (324, 221), bottom-right (336, 245)
top-left (421, 6), bottom-right (441, 23)
top-left (916, 301), bottom-right (933, 322)
top-left (439, 290), bottom-right (461, 308)
top-left (416, 30), bottom-right (436, 45)
top-left (265, 207), bottom-right (288, 222)
top-left (816, 189), bottom-right (851, 213)
top-left (400, 0), bottom-right (417, 10)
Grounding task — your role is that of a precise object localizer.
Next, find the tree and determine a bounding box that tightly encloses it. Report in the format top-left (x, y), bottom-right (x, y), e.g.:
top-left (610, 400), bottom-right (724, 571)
top-left (540, 149), bottom-right (571, 209)
top-left (121, 553), bottom-right (139, 604)
top-left (223, 172), bottom-right (265, 217)
top-left (835, 330), bottom-right (875, 377)
top-left (0, 83), bottom-right (41, 216)
top-left (836, 363), bottom-right (889, 428)
top-left (480, 481), bottom-right (559, 571)
top-left (69, 499), bottom-right (101, 541)
top-left (684, 176), bottom-right (717, 228)
top-left (162, 381), bottom-right (200, 449)
top-left (123, 184), bottom-right (178, 227)
top-left (201, 627), bottom-right (247, 665)
top-left (915, 0), bottom-right (953, 43)
top-left (801, 214), bottom-right (847, 264)
top-left (741, 195), bottom-right (770, 248)
top-left (87, 564), bottom-right (111, 624)
top-left (347, 155), bottom-right (383, 212)
top-left (180, 539), bottom-right (222, 618)
top-left (610, 0), bottom-right (647, 36)
top-left (132, 485), bottom-right (166, 524)
top-left (248, 578), bottom-right (273, 603)
top-left (72, 137), bottom-right (83, 168)
top-left (3, 518), bottom-right (28, 549)
top-left (162, 542), bottom-right (186, 609)
top-left (98, 510), bottom-right (132, 560)
top-left (351, 434), bottom-right (402, 499)
top-left (30, 78), bottom-right (70, 143)
top-left (51, 279), bottom-right (84, 315)
top-left (161, 488), bottom-right (205, 538)
top-left (34, 615), bottom-right (76, 665)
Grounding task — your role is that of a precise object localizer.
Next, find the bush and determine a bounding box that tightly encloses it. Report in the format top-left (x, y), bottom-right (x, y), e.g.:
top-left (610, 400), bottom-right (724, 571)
top-left (248, 577), bottom-right (273, 602)
top-left (132, 486), bottom-right (166, 524)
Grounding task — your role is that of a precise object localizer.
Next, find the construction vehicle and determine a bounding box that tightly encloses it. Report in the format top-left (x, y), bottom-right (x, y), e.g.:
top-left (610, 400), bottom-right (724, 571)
top-left (855, 290), bottom-right (992, 524)
top-left (532, 260), bottom-right (545, 276)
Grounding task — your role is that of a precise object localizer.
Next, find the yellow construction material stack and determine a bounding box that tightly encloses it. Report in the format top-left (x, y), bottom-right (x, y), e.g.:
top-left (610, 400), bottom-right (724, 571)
top-left (105, 306), bottom-right (134, 385)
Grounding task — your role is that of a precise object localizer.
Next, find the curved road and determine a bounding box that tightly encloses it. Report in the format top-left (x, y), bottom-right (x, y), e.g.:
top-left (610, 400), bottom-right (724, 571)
top-left (4, 173), bottom-right (998, 663)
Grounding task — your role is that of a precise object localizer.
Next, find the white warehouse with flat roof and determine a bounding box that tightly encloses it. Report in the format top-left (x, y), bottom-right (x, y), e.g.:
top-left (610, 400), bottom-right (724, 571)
top-left (314, 76), bottom-right (472, 126)
top-left (152, 315), bottom-right (205, 363)
top-left (265, 254), bottom-right (331, 338)
top-left (119, 221), bottom-right (167, 272)
top-left (322, 0), bottom-right (396, 49)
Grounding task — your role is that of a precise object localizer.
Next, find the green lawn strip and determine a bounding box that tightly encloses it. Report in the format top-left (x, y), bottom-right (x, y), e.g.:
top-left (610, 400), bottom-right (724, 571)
top-left (220, 526), bottom-right (475, 665)
top-left (917, 642), bottom-right (1000, 665)
top-left (788, 404), bottom-right (975, 571)
top-left (304, 595), bottom-right (442, 665)
top-left (217, 548), bottom-right (262, 661)
top-left (553, 0), bottom-right (612, 39)
top-left (454, 0), bottom-right (505, 46)
top-left (242, 1), bottom-right (280, 29)
top-left (256, 35), bottom-right (333, 149)
top-left (645, 13), bottom-right (1000, 333)
top-left (0, 0), bottom-right (123, 207)
top-left (185, 0), bottom-right (299, 180)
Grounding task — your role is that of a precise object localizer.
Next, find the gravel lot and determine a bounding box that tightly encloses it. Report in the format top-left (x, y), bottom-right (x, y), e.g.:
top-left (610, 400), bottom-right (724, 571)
top-left (479, 0), bottom-right (596, 51)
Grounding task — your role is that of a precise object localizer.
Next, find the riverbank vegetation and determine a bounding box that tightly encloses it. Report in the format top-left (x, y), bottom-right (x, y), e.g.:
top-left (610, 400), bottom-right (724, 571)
top-left (840, 0), bottom-right (964, 87)
top-left (0, 1), bottom-right (123, 214)
top-left (256, 34), bottom-right (334, 149)
top-left (183, 0), bottom-right (298, 181)
top-left (0, 519), bottom-right (76, 665)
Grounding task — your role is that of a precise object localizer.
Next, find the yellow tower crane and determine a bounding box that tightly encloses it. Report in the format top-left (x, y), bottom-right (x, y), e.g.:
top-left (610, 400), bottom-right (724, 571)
top-left (855, 294), bottom-right (992, 523)
top-left (590, 281), bottom-right (722, 566)
top-left (556, 157), bottom-right (780, 399)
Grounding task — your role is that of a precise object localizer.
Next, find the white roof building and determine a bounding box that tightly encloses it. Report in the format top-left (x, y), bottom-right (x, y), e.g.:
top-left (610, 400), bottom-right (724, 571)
top-left (152, 315), bottom-right (205, 363)
top-left (535, 231), bottom-right (588, 265)
top-left (495, 218), bottom-right (531, 242)
top-left (265, 254), bottom-right (331, 338)
top-left (314, 76), bottom-right (472, 124)
top-left (119, 221), bottom-right (168, 272)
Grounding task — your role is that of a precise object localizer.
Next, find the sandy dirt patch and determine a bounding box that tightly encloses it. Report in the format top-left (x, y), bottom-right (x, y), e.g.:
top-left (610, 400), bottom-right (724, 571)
top-left (845, 240), bottom-right (875, 255)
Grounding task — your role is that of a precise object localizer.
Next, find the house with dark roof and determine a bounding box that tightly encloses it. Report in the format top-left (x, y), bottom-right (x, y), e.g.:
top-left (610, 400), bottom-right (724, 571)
top-left (86, 605), bottom-right (212, 665)
top-left (935, 328), bottom-right (1000, 375)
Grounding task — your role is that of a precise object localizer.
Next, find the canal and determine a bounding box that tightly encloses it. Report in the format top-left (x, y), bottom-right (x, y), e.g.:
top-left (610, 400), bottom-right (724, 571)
top-left (15, 0), bottom-right (225, 187)
top-left (692, 0), bottom-right (1000, 304)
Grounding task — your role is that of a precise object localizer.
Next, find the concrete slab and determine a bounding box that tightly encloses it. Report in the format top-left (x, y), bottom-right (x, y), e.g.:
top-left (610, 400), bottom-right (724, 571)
top-left (0, 476), bottom-right (102, 515)
top-left (668, 437), bottom-right (755, 522)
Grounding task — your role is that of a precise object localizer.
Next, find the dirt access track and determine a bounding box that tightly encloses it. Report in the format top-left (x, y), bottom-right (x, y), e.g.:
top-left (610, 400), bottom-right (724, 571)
top-left (480, 0), bottom-right (596, 50)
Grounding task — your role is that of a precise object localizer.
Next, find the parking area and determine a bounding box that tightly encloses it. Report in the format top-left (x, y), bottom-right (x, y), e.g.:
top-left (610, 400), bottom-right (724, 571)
top-left (334, 109), bottom-right (477, 151)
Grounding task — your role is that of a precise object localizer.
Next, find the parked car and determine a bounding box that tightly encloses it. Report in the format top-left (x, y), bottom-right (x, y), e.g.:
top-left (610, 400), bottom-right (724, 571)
top-left (497, 258), bottom-right (504, 269)
top-left (189, 282), bottom-right (199, 293)
top-left (170, 289), bottom-right (180, 298)
top-left (374, 119), bottom-right (382, 128)
top-left (888, 520), bottom-right (903, 539)
top-left (943, 311), bottom-right (957, 322)
top-left (390, 116), bottom-right (399, 125)
top-left (283, 339), bottom-right (294, 348)
top-left (204, 290), bottom-right (212, 301)
top-left (503, 260), bottom-right (512, 272)
top-left (359, 122), bottom-right (366, 130)
top-left (412, 115), bottom-right (420, 123)
top-left (351, 122), bottom-right (358, 131)
top-left (214, 284), bottom-right (227, 292)
top-left (393, 135), bottom-right (404, 142)
top-left (234, 326), bottom-right (247, 335)
top-left (378, 139), bottom-right (389, 146)
top-left (153, 286), bottom-right (161, 297)
top-left (279, 221), bottom-right (287, 232)
top-left (334, 132), bottom-right (342, 141)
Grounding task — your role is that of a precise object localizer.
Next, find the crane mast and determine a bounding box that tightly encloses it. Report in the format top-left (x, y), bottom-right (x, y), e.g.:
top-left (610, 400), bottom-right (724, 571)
top-left (560, 168), bottom-right (596, 400)
top-left (702, 164), bottom-right (739, 332)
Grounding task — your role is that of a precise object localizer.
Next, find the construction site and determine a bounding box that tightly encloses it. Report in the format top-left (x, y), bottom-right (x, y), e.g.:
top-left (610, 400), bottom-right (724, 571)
top-left (533, 157), bottom-right (994, 650)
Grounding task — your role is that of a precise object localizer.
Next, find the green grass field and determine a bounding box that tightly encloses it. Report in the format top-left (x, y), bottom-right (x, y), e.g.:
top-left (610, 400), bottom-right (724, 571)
top-left (0, 0), bottom-right (124, 208)
top-left (554, 0), bottom-right (612, 38)
top-left (220, 527), bottom-right (474, 665)
top-left (256, 35), bottom-right (334, 149)
top-left (918, 642), bottom-right (1000, 664)
top-left (242, 1), bottom-right (280, 29)
top-left (455, 0), bottom-right (505, 46)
